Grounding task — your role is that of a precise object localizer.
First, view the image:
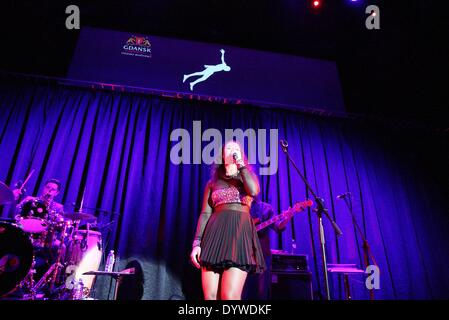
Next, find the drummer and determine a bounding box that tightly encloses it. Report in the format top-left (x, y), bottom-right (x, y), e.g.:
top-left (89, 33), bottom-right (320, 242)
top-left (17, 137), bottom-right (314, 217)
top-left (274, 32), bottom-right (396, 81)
top-left (16, 179), bottom-right (66, 264)
top-left (16, 179), bottom-right (64, 217)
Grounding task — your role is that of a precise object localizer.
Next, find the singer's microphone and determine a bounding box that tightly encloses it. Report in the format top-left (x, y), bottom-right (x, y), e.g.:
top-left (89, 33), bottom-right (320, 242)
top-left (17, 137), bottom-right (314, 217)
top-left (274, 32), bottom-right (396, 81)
top-left (233, 153), bottom-right (237, 160)
top-left (336, 192), bottom-right (351, 199)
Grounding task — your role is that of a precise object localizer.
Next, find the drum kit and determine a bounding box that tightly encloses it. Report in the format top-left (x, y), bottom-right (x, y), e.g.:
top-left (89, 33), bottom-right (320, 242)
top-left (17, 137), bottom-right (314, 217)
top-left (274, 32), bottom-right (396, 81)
top-left (0, 182), bottom-right (103, 300)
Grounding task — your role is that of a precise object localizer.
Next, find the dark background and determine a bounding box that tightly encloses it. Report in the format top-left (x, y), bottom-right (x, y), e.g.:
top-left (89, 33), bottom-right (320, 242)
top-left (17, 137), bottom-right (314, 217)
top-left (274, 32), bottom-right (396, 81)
top-left (0, 0), bottom-right (448, 126)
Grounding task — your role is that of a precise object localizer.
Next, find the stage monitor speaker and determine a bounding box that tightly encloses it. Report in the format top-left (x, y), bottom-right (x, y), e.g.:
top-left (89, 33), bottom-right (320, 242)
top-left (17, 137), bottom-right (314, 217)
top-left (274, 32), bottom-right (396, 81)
top-left (271, 271), bottom-right (313, 300)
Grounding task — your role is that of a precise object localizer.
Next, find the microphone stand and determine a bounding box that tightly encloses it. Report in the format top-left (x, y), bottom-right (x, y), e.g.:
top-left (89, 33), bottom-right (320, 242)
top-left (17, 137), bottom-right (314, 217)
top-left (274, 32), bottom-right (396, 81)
top-left (341, 194), bottom-right (378, 300)
top-left (280, 140), bottom-right (342, 300)
top-left (79, 187), bottom-right (88, 251)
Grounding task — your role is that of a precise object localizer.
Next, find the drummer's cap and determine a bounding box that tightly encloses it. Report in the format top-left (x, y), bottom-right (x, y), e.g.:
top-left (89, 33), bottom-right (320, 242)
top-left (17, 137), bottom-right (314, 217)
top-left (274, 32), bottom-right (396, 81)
top-left (45, 179), bottom-right (62, 191)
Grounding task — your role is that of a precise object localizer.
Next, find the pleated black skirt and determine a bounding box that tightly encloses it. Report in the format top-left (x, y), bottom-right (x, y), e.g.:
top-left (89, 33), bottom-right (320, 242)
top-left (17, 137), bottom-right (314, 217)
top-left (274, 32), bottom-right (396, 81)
top-left (199, 209), bottom-right (266, 274)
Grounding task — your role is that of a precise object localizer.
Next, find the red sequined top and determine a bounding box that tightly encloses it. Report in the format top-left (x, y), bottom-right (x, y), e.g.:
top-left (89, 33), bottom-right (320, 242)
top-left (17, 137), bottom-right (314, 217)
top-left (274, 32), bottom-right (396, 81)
top-left (211, 185), bottom-right (253, 207)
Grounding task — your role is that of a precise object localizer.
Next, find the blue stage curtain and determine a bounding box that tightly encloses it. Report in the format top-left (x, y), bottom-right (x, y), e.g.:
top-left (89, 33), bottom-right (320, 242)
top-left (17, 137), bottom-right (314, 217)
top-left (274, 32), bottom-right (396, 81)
top-left (1, 79), bottom-right (448, 299)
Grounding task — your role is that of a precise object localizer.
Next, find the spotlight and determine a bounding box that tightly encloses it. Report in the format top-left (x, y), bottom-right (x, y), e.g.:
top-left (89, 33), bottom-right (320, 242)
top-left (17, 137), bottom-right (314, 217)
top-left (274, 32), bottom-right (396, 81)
top-left (309, 0), bottom-right (323, 13)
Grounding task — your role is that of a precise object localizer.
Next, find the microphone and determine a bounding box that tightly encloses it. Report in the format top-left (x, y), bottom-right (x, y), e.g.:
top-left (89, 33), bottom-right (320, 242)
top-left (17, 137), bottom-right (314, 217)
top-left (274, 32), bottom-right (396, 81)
top-left (71, 202), bottom-right (111, 214)
top-left (80, 223), bottom-right (89, 251)
top-left (336, 192), bottom-right (351, 199)
top-left (233, 152), bottom-right (246, 170)
top-left (98, 220), bottom-right (115, 230)
top-left (233, 153), bottom-right (242, 168)
top-left (80, 236), bottom-right (87, 251)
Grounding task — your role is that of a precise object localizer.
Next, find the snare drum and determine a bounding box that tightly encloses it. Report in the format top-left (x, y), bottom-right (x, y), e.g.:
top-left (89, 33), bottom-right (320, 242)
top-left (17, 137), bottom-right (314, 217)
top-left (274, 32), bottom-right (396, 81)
top-left (0, 222), bottom-right (34, 297)
top-left (15, 199), bottom-right (50, 233)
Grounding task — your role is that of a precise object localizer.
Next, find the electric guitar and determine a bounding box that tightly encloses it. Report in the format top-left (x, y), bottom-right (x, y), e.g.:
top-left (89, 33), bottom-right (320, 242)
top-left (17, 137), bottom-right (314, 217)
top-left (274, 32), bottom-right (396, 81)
top-left (255, 200), bottom-right (313, 232)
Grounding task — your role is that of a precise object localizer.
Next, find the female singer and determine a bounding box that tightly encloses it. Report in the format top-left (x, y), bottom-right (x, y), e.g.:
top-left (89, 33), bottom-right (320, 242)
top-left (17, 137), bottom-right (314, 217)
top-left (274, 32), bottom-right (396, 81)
top-left (190, 141), bottom-right (266, 300)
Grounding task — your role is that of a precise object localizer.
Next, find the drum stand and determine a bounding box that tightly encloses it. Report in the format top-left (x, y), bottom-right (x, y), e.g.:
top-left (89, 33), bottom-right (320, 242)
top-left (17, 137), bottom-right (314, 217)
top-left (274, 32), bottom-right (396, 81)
top-left (19, 257), bottom-right (37, 300)
top-left (32, 261), bottom-right (64, 293)
top-left (28, 222), bottom-right (70, 298)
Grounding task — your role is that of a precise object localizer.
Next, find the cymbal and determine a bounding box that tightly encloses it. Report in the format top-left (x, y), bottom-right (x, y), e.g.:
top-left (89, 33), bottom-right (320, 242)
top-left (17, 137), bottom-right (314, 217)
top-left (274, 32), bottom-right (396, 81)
top-left (63, 212), bottom-right (97, 222)
top-left (0, 182), bottom-right (14, 205)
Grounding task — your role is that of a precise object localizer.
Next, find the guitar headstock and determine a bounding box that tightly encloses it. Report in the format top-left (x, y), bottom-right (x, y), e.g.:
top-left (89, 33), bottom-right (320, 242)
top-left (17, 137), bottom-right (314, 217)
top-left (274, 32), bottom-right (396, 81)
top-left (289, 199), bottom-right (314, 214)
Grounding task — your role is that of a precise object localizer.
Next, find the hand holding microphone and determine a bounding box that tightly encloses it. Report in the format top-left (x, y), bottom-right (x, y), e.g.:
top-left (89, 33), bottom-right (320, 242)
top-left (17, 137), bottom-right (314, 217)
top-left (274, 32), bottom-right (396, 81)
top-left (232, 152), bottom-right (245, 170)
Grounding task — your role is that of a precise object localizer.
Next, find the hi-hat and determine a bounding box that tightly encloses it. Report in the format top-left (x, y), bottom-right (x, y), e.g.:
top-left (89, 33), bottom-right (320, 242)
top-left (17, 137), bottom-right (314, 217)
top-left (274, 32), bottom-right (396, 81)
top-left (63, 212), bottom-right (97, 222)
top-left (0, 182), bottom-right (14, 205)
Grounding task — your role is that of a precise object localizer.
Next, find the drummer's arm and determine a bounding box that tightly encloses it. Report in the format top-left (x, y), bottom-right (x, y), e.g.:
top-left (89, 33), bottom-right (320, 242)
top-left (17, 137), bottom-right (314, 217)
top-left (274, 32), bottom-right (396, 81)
top-left (54, 202), bottom-right (64, 214)
top-left (57, 204), bottom-right (65, 216)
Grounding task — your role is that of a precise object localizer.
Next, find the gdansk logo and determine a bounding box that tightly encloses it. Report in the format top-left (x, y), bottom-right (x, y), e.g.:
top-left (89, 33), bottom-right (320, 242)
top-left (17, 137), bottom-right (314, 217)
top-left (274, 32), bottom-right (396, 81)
top-left (121, 35), bottom-right (152, 58)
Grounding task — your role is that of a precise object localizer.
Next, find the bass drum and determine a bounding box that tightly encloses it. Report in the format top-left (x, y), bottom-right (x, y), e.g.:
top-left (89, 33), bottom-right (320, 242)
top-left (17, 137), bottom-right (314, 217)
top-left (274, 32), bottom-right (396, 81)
top-left (0, 222), bottom-right (34, 297)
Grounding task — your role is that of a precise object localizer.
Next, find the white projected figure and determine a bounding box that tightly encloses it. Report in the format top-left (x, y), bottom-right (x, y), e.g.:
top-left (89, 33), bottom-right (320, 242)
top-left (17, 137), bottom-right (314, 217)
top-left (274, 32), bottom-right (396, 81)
top-left (183, 49), bottom-right (231, 91)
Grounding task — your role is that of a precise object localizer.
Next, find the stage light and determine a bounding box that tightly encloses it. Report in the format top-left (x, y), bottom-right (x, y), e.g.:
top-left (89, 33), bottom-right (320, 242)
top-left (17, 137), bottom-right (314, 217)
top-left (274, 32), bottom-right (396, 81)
top-left (309, 0), bottom-right (323, 13)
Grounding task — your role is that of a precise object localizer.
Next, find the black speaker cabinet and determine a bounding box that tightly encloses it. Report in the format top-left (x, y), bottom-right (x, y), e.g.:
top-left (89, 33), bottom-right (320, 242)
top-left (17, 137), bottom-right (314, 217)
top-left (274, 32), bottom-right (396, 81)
top-left (271, 271), bottom-right (313, 300)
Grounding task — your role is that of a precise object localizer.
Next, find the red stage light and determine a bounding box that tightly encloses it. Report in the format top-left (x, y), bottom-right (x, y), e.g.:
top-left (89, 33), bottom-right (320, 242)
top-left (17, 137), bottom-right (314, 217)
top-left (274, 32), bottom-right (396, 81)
top-left (313, 1), bottom-right (320, 7)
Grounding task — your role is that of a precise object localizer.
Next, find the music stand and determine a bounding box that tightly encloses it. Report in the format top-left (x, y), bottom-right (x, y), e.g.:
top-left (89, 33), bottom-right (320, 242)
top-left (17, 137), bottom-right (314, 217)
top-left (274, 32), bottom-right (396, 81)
top-left (327, 264), bottom-right (365, 300)
top-left (83, 268), bottom-right (135, 300)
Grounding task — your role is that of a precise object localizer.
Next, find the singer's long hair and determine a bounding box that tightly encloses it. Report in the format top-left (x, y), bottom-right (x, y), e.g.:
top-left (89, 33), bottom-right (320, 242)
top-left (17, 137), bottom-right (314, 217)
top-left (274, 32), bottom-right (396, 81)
top-left (210, 141), bottom-right (254, 183)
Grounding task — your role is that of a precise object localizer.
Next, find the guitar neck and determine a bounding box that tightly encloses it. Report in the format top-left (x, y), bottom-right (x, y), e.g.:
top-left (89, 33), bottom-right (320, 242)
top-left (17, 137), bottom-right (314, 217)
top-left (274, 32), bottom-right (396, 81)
top-left (254, 200), bottom-right (312, 232)
top-left (256, 211), bottom-right (290, 231)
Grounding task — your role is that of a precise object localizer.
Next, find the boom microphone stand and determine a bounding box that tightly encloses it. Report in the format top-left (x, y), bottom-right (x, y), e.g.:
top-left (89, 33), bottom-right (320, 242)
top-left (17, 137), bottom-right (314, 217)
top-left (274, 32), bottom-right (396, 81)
top-left (280, 139), bottom-right (343, 300)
